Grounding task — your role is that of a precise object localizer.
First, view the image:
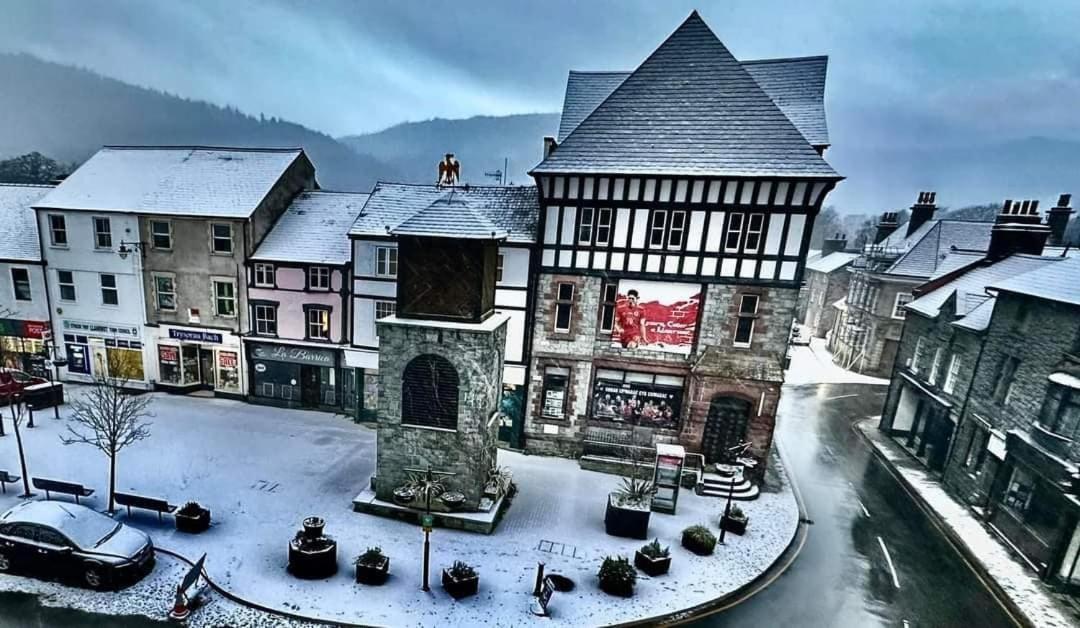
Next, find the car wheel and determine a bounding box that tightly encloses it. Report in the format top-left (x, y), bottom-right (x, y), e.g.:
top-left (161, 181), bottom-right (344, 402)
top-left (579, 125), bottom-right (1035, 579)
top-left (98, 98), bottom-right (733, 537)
top-left (83, 563), bottom-right (105, 589)
top-left (0, 553), bottom-right (10, 572)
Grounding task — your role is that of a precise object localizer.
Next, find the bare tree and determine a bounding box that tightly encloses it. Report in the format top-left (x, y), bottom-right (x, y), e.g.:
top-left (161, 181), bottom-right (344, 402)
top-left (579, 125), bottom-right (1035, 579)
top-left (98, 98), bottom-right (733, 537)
top-left (60, 350), bottom-right (152, 514)
top-left (6, 396), bottom-right (33, 497)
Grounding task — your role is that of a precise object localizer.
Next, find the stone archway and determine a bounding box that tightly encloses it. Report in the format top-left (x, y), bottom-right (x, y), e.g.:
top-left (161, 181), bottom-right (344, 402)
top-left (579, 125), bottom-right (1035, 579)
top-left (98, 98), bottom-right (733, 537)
top-left (702, 396), bottom-right (753, 464)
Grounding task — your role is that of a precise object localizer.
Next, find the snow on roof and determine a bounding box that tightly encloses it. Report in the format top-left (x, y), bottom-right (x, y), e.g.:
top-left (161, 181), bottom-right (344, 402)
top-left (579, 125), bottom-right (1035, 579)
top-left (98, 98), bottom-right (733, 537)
top-left (390, 192), bottom-right (508, 240)
top-left (0, 183), bottom-right (52, 261)
top-left (831, 297), bottom-right (847, 311)
top-left (805, 251), bottom-right (857, 274)
top-left (884, 220), bottom-right (993, 278)
top-left (252, 191), bottom-right (369, 264)
top-left (533, 12), bottom-right (839, 178)
top-left (35, 146), bottom-right (305, 218)
top-left (907, 254), bottom-right (1060, 321)
top-left (989, 255), bottom-right (1080, 307)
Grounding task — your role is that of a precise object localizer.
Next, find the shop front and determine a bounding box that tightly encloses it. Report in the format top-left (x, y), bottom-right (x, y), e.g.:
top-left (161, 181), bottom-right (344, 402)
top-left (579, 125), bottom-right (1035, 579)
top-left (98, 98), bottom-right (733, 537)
top-left (0, 318), bottom-right (49, 371)
top-left (248, 341), bottom-right (342, 411)
top-left (60, 319), bottom-right (149, 388)
top-left (154, 326), bottom-right (243, 399)
top-left (888, 375), bottom-right (955, 472)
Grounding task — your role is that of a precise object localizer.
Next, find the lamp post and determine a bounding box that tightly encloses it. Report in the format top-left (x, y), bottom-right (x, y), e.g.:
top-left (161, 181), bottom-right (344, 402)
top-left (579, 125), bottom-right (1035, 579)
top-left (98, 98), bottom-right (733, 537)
top-left (719, 441), bottom-right (753, 545)
top-left (41, 335), bottom-right (66, 420)
top-left (403, 465), bottom-right (455, 592)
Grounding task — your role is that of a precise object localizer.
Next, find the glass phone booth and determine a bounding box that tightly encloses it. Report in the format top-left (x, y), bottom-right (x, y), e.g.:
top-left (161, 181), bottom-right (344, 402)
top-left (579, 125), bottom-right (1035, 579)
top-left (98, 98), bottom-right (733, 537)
top-left (651, 443), bottom-right (685, 514)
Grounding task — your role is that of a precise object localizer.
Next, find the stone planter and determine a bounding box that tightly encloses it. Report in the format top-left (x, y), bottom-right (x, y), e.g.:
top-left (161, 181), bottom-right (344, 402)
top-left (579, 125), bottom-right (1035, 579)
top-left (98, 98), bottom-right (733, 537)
top-left (721, 514), bottom-right (749, 536)
top-left (442, 569), bottom-right (479, 599)
top-left (302, 516), bottom-right (325, 539)
top-left (355, 557), bottom-right (389, 585)
top-left (599, 576), bottom-right (635, 597)
top-left (604, 494), bottom-right (651, 540)
top-left (288, 537), bottom-right (338, 579)
top-left (440, 491), bottom-right (466, 511)
top-left (175, 507), bottom-right (211, 534)
top-left (393, 486), bottom-right (416, 506)
top-left (633, 550), bottom-right (671, 576)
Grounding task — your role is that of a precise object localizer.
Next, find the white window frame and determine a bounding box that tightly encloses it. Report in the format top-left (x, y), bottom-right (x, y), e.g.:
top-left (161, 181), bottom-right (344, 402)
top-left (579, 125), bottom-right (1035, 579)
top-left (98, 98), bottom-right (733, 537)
top-left (375, 246), bottom-right (398, 278)
top-left (596, 208), bottom-right (613, 245)
top-left (744, 213), bottom-right (764, 252)
top-left (554, 283), bottom-right (575, 333)
top-left (253, 303), bottom-right (277, 336)
top-left (649, 210), bottom-right (667, 247)
top-left (578, 207), bottom-right (594, 244)
top-left (57, 269), bottom-right (76, 302)
top-left (150, 219), bottom-right (172, 250)
top-left (99, 273), bottom-right (118, 306)
top-left (212, 278), bottom-right (237, 318)
top-left (253, 263), bottom-right (275, 288)
top-left (210, 222), bottom-right (234, 255)
top-left (943, 353), bottom-right (962, 394)
top-left (892, 292), bottom-right (913, 319)
top-left (668, 210), bottom-right (686, 249)
top-left (309, 266), bottom-right (331, 291)
top-left (306, 307), bottom-right (331, 340)
top-left (153, 273), bottom-right (177, 311)
top-left (928, 347), bottom-right (943, 385)
top-left (10, 267), bottom-right (31, 302)
top-left (374, 300), bottom-right (396, 320)
top-left (733, 293), bottom-right (759, 348)
top-left (92, 216), bottom-right (113, 250)
top-left (724, 213), bottom-right (744, 252)
top-left (911, 337), bottom-right (924, 373)
top-left (48, 214), bottom-right (67, 247)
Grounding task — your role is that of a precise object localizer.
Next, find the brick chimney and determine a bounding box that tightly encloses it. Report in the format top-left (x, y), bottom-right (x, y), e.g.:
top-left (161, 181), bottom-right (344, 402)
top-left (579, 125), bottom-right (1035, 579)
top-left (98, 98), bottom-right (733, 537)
top-left (874, 212), bottom-right (900, 244)
top-left (906, 191), bottom-right (937, 237)
top-left (822, 233), bottom-right (848, 256)
top-left (543, 136), bottom-right (558, 159)
top-left (1046, 193), bottom-right (1073, 247)
top-left (987, 199), bottom-right (1051, 260)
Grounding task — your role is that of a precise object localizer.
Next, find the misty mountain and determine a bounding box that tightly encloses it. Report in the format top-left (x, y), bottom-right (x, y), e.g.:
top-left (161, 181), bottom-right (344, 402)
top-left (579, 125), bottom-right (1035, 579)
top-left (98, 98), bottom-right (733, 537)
top-left (339, 114), bottom-right (559, 186)
top-left (0, 53), bottom-right (399, 191)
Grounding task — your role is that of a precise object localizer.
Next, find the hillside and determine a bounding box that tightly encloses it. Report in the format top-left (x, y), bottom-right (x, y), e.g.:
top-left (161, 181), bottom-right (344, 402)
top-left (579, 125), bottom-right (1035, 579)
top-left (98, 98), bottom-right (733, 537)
top-left (339, 113), bottom-right (559, 186)
top-left (0, 53), bottom-right (399, 191)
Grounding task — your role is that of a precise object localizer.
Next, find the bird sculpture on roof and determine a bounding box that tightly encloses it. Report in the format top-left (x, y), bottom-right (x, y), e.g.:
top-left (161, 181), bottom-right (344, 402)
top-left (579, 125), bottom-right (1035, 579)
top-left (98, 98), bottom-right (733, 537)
top-left (437, 153), bottom-right (461, 187)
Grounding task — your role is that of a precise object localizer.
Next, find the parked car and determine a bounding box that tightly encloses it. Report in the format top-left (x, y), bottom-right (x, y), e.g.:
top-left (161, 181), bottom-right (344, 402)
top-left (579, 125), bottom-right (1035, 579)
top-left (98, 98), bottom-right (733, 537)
top-left (790, 324), bottom-right (811, 346)
top-left (0, 368), bottom-right (47, 402)
top-left (0, 501), bottom-right (155, 589)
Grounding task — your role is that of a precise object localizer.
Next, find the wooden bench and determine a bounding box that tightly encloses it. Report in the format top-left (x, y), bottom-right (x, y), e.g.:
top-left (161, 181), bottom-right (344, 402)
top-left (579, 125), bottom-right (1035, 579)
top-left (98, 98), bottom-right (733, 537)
top-left (114, 491), bottom-right (177, 521)
top-left (31, 477), bottom-right (94, 504)
top-left (0, 470), bottom-right (20, 494)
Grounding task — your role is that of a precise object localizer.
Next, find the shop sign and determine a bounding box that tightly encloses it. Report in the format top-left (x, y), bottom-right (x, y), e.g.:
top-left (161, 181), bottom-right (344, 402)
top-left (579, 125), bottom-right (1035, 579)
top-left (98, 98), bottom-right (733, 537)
top-left (218, 352), bottom-right (238, 368)
top-left (592, 379), bottom-right (682, 429)
top-left (252, 344), bottom-right (335, 366)
top-left (0, 318), bottom-right (50, 339)
top-left (63, 319), bottom-right (139, 339)
top-left (169, 329), bottom-right (224, 344)
top-left (254, 363), bottom-right (267, 373)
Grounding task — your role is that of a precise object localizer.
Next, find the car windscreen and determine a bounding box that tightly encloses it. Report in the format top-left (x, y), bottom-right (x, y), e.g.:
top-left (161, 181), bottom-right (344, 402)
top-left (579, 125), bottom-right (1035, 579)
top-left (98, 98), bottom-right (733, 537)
top-left (54, 505), bottom-right (120, 549)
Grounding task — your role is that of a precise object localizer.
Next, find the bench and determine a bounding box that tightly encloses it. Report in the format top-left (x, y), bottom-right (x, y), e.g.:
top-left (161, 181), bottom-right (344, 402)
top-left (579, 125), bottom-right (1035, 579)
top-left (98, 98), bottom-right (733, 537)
top-left (31, 477), bottom-right (94, 504)
top-left (0, 470), bottom-right (20, 494)
top-left (114, 491), bottom-right (177, 521)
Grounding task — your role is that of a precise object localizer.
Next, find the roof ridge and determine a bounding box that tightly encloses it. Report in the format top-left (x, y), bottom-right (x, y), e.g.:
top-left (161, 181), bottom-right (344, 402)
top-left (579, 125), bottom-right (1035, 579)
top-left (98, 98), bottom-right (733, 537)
top-left (101, 145), bottom-right (304, 153)
top-left (373, 180), bottom-right (533, 191)
top-left (741, 54), bottom-right (829, 65)
top-left (0, 182), bottom-right (56, 188)
top-left (568, 70), bottom-right (631, 76)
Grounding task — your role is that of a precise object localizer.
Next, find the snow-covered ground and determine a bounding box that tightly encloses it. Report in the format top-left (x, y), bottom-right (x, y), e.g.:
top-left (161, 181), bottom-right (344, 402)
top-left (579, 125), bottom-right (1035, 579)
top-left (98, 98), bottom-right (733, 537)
top-left (785, 338), bottom-right (890, 386)
top-left (0, 387), bottom-right (798, 627)
top-left (857, 419), bottom-right (1078, 628)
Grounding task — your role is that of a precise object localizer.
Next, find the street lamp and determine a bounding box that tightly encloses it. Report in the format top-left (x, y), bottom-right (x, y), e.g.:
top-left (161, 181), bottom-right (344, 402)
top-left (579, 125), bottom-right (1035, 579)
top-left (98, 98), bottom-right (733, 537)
top-left (403, 466), bottom-right (455, 592)
top-left (116, 240), bottom-right (144, 260)
top-left (719, 441), bottom-right (754, 545)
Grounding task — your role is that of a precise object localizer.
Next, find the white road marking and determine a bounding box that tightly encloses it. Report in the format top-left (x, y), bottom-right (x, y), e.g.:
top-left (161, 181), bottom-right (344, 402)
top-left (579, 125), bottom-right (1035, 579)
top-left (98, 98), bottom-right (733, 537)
top-left (903, 620), bottom-right (910, 628)
top-left (877, 536), bottom-right (901, 589)
top-left (855, 497), bottom-right (871, 518)
top-left (825, 394), bottom-right (858, 400)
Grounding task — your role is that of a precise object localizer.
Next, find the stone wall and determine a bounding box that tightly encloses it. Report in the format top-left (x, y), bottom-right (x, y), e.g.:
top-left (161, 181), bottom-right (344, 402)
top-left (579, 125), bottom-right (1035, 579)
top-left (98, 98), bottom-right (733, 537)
top-left (803, 268), bottom-right (851, 338)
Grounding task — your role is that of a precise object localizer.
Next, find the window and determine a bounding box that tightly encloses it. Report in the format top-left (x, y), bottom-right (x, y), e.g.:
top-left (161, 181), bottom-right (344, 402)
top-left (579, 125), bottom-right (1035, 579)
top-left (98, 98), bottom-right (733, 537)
top-left (744, 213), bottom-right (764, 252)
top-left (254, 263), bottom-right (274, 287)
top-left (596, 208), bottom-right (612, 245)
top-left (962, 423), bottom-right (990, 472)
top-left (911, 337), bottom-right (925, 373)
top-left (57, 270), bottom-right (75, 301)
top-left (99, 273), bottom-right (118, 306)
top-left (210, 223), bottom-right (233, 254)
top-left (893, 293), bottom-right (913, 319)
top-left (48, 214), bottom-right (67, 246)
top-left (496, 254), bottom-right (504, 283)
top-left (306, 307), bottom-right (330, 340)
top-left (554, 282), bottom-right (574, 333)
top-left (993, 356), bottom-right (1020, 404)
top-left (93, 217), bottom-right (112, 249)
top-left (592, 369), bottom-right (683, 429)
top-left (154, 274), bottom-right (176, 311)
top-left (1040, 384), bottom-right (1080, 438)
top-left (401, 354), bottom-right (459, 429)
top-left (375, 300), bottom-right (396, 320)
top-left (649, 210), bottom-right (667, 246)
top-left (668, 211), bottom-right (686, 248)
top-left (213, 280), bottom-right (236, 317)
top-left (599, 283), bottom-right (618, 334)
top-left (725, 213), bottom-right (744, 251)
top-left (11, 268), bottom-right (31, 301)
top-left (252, 303), bottom-right (277, 336)
top-left (734, 294), bottom-right (759, 347)
top-left (928, 347), bottom-right (943, 385)
top-left (541, 366), bottom-right (569, 419)
top-left (375, 247), bottom-right (398, 277)
top-left (1003, 466), bottom-right (1036, 512)
top-left (150, 220), bottom-right (172, 249)
top-left (943, 354), bottom-right (962, 394)
top-left (578, 207), bottom-right (594, 244)
top-left (309, 266), bottom-right (330, 290)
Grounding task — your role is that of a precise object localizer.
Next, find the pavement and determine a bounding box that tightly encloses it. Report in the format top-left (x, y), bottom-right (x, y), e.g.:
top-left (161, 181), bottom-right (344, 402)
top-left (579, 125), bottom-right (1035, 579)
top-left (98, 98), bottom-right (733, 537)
top-left (784, 338), bottom-right (890, 387)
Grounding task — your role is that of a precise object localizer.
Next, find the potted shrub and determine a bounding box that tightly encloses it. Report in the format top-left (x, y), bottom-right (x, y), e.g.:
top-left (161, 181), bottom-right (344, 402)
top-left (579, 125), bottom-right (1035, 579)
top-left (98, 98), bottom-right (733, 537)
top-left (605, 477), bottom-right (655, 540)
top-left (442, 560), bottom-right (479, 599)
top-left (354, 546), bottom-right (389, 585)
top-left (393, 485), bottom-right (416, 505)
top-left (597, 555), bottom-right (636, 597)
top-left (288, 516), bottom-right (338, 579)
top-left (440, 491), bottom-right (466, 511)
top-left (175, 501), bottom-right (211, 534)
top-left (682, 524), bottom-right (717, 556)
top-left (721, 504), bottom-right (749, 536)
top-left (634, 539), bottom-right (671, 576)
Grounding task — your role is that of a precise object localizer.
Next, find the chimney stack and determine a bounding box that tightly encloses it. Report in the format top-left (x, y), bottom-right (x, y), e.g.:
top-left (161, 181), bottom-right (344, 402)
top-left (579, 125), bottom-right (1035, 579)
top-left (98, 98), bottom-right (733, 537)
top-left (1046, 193), bottom-right (1074, 247)
top-left (874, 212), bottom-right (900, 244)
top-left (906, 191), bottom-right (937, 237)
top-left (987, 198), bottom-right (1051, 260)
top-left (822, 232), bottom-right (848, 256)
top-left (543, 136), bottom-right (558, 159)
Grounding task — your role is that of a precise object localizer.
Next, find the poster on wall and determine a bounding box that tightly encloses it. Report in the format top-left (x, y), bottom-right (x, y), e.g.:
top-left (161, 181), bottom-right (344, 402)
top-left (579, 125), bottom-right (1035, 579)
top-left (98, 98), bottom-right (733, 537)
top-left (592, 379), bottom-right (682, 429)
top-left (611, 280), bottom-right (700, 355)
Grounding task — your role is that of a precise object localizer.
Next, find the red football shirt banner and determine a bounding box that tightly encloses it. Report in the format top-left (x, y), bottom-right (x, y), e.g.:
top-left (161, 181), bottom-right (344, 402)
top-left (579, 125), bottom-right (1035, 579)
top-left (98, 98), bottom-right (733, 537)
top-left (611, 279), bottom-right (700, 355)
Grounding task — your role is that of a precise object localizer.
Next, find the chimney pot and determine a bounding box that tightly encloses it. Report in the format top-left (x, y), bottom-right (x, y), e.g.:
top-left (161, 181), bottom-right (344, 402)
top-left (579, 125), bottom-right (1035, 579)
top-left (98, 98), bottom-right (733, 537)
top-left (1058, 193), bottom-right (1072, 207)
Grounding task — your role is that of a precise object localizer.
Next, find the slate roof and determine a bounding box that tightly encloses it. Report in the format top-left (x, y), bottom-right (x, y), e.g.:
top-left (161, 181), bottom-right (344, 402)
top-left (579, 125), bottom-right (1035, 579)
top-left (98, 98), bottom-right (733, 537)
top-left (557, 56), bottom-right (830, 148)
top-left (906, 254), bottom-right (1061, 320)
top-left (391, 192), bottom-right (508, 240)
top-left (533, 12), bottom-right (839, 178)
top-left (0, 184), bottom-right (52, 262)
top-left (350, 183), bottom-right (538, 243)
top-left (805, 251), bottom-right (857, 274)
top-left (252, 191), bottom-right (369, 264)
top-left (34, 146), bottom-right (306, 218)
top-left (990, 255), bottom-right (1080, 307)
top-left (884, 220), bottom-right (993, 278)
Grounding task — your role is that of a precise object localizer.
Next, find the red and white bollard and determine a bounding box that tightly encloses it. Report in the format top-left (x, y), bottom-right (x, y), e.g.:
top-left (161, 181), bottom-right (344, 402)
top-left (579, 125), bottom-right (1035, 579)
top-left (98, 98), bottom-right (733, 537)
top-left (168, 586), bottom-right (190, 622)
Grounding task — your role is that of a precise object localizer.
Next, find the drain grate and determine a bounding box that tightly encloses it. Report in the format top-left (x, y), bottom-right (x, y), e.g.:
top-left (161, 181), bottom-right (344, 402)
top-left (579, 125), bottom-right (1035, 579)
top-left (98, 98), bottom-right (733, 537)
top-left (536, 539), bottom-right (580, 559)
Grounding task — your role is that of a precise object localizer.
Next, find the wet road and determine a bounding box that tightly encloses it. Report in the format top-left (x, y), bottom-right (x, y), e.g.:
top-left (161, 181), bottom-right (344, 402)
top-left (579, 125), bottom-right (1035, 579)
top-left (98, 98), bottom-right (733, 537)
top-left (691, 382), bottom-right (1017, 628)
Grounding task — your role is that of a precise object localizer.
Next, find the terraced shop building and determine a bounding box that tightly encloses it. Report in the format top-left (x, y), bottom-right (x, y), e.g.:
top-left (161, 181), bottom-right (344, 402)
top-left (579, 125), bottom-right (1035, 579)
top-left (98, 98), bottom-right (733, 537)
top-left (524, 11), bottom-right (842, 478)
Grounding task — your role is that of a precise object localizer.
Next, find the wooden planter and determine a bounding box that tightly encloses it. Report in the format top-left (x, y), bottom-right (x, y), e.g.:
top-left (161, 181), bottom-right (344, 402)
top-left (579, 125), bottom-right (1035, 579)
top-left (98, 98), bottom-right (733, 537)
top-left (721, 514), bottom-right (749, 536)
top-left (355, 557), bottom-right (389, 585)
top-left (633, 550), bottom-right (671, 576)
top-left (604, 494), bottom-right (651, 540)
top-left (442, 569), bottom-right (479, 599)
top-left (288, 539), bottom-right (338, 579)
top-left (175, 508), bottom-right (211, 534)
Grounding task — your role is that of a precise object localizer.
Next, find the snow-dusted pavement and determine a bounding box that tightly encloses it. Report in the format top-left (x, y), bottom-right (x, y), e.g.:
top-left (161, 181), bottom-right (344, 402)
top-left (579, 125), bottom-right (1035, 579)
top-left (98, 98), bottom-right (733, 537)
top-left (785, 338), bottom-right (890, 386)
top-left (0, 388), bottom-right (798, 627)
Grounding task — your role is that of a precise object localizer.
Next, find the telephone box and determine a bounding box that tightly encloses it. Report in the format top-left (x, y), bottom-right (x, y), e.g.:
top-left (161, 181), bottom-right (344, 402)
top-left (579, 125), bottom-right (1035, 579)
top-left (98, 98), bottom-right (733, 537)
top-left (651, 443), bottom-right (685, 514)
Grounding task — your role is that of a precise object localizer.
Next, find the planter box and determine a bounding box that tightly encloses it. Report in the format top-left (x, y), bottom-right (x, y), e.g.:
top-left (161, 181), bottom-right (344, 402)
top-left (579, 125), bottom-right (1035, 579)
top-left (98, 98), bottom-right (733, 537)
top-left (599, 577), bottom-right (634, 597)
top-left (442, 569), bottom-right (479, 599)
top-left (175, 508), bottom-right (211, 534)
top-left (721, 514), bottom-right (749, 536)
top-left (288, 540), bottom-right (338, 579)
top-left (633, 550), bottom-right (671, 577)
top-left (355, 557), bottom-right (389, 585)
top-left (604, 494), bottom-right (651, 540)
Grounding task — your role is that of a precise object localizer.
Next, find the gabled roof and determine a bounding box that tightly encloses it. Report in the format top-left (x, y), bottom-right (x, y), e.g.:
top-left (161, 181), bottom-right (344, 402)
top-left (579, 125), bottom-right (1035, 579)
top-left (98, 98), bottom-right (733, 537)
top-left (990, 255), bottom-right (1080, 307)
top-left (252, 191), bottom-right (369, 264)
top-left (557, 56), bottom-right (830, 147)
top-left (0, 184), bottom-right (52, 262)
top-left (34, 146), bottom-right (307, 218)
top-left (805, 251), bottom-right (857, 274)
top-left (391, 192), bottom-right (508, 240)
top-left (884, 220), bottom-right (993, 278)
top-left (906, 254), bottom-right (1061, 320)
top-left (350, 183), bottom-right (538, 243)
top-left (533, 12), bottom-right (839, 178)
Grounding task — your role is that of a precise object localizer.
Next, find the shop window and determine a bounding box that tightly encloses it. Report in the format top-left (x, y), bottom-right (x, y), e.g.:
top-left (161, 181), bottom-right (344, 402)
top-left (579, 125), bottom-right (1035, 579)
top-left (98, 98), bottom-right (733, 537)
top-left (401, 354), bottom-right (459, 429)
top-left (181, 346), bottom-right (199, 384)
top-left (158, 346), bottom-right (181, 384)
top-left (375, 247), bottom-right (398, 277)
top-left (733, 294), bottom-right (759, 347)
top-left (11, 268), bottom-right (31, 301)
top-left (150, 220), bottom-right (172, 249)
top-left (93, 217), bottom-right (112, 249)
top-left (962, 423), bottom-right (990, 473)
top-left (541, 366), bottom-right (569, 419)
top-left (105, 347), bottom-right (143, 380)
top-left (1004, 466), bottom-right (1035, 512)
top-left (217, 351), bottom-right (240, 392)
top-left (598, 283), bottom-right (618, 334)
top-left (993, 356), bottom-right (1020, 405)
top-left (306, 307), bottom-right (331, 340)
top-left (893, 293), bottom-right (913, 319)
top-left (213, 280), bottom-right (236, 317)
top-left (48, 214), bottom-right (67, 246)
top-left (724, 213), bottom-right (743, 251)
top-left (596, 208), bottom-right (612, 245)
top-left (553, 283), bottom-right (574, 333)
top-left (578, 207), bottom-right (594, 244)
top-left (253, 303), bottom-right (277, 336)
top-left (1039, 384), bottom-right (1080, 439)
top-left (254, 263), bottom-right (275, 288)
top-left (649, 210), bottom-right (667, 247)
top-left (57, 270), bottom-right (76, 302)
top-left (211, 223), bottom-right (234, 254)
top-left (374, 300), bottom-right (396, 320)
top-left (668, 211), bottom-right (686, 248)
top-left (154, 274), bottom-right (176, 311)
top-left (743, 213), bottom-right (764, 252)
top-left (591, 368), bottom-right (682, 430)
top-left (99, 274), bottom-right (118, 306)
top-left (943, 354), bottom-right (962, 394)
top-left (928, 348), bottom-right (943, 385)
top-left (309, 266), bottom-right (330, 291)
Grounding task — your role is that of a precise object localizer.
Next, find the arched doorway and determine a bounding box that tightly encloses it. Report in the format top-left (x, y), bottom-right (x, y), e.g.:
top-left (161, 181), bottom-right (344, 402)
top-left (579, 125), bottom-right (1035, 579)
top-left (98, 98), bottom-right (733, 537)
top-left (702, 396), bottom-right (753, 464)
